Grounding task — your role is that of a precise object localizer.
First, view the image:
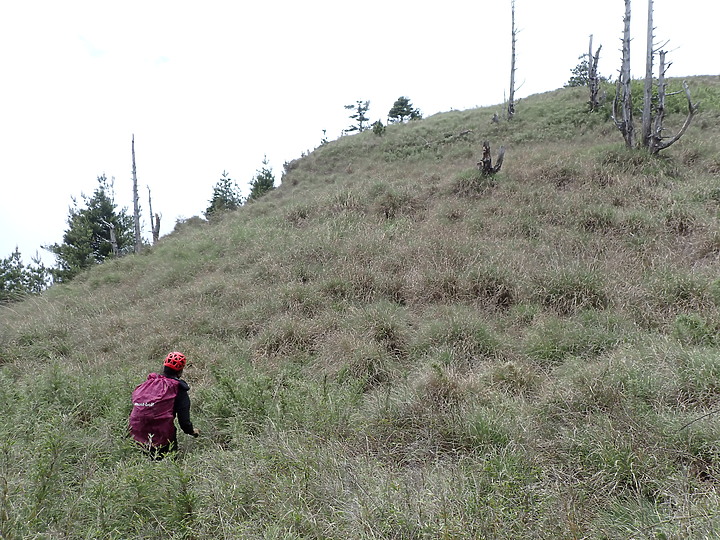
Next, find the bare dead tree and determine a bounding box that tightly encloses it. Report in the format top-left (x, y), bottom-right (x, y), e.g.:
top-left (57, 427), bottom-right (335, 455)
top-left (147, 185), bottom-right (161, 244)
top-left (507, 0), bottom-right (517, 120)
top-left (648, 52), bottom-right (699, 154)
top-left (131, 135), bottom-right (141, 254)
top-left (477, 141), bottom-right (505, 176)
top-left (641, 0), bottom-right (655, 147)
top-left (613, 0), bottom-right (697, 154)
top-left (612, 0), bottom-right (634, 148)
top-left (152, 214), bottom-right (161, 244)
top-left (99, 218), bottom-right (119, 256)
top-left (587, 35), bottom-right (603, 111)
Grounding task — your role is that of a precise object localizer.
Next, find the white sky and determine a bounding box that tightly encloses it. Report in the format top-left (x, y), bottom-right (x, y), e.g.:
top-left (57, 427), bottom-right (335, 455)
top-left (1, 0), bottom-right (717, 266)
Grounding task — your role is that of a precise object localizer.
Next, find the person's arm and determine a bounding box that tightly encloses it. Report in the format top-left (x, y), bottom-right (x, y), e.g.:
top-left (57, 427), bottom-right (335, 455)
top-left (175, 388), bottom-right (198, 436)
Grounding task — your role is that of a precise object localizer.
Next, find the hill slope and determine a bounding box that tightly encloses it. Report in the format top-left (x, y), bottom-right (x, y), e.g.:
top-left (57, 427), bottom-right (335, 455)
top-left (2, 77), bottom-right (720, 538)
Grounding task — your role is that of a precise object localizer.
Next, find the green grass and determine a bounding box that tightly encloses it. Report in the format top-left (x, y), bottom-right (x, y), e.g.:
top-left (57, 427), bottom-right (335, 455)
top-left (2, 75), bottom-right (720, 538)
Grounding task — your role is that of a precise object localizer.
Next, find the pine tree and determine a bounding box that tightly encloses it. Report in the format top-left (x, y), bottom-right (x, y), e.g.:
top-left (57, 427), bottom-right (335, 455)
top-left (0, 248), bottom-right (51, 303)
top-left (387, 96), bottom-right (422, 123)
top-left (566, 57), bottom-right (591, 87)
top-left (205, 171), bottom-right (243, 218)
top-left (344, 101), bottom-right (371, 133)
top-left (372, 120), bottom-right (386, 136)
top-left (46, 175), bottom-right (133, 282)
top-left (247, 156), bottom-right (276, 202)
top-left (566, 53), bottom-right (607, 89)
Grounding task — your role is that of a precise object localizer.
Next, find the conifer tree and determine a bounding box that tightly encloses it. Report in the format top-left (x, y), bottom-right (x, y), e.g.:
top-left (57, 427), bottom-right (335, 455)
top-left (344, 101), bottom-right (371, 133)
top-left (566, 57), bottom-right (591, 87)
top-left (387, 96), bottom-right (422, 123)
top-left (247, 156), bottom-right (276, 202)
top-left (0, 248), bottom-right (51, 303)
top-left (46, 175), bottom-right (133, 282)
top-left (205, 171), bottom-right (243, 218)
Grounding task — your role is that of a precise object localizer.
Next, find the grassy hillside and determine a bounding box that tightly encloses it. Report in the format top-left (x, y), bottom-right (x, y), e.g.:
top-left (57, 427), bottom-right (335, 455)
top-left (2, 76), bottom-right (720, 538)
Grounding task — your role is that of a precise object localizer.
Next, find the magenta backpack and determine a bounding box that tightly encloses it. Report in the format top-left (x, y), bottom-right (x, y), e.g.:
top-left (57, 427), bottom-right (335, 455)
top-left (129, 373), bottom-right (181, 447)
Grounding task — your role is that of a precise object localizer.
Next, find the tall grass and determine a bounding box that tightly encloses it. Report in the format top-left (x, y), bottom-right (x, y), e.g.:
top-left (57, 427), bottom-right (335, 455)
top-left (2, 76), bottom-right (720, 538)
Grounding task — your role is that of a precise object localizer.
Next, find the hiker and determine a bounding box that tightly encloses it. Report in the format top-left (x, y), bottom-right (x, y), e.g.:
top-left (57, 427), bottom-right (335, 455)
top-left (129, 351), bottom-right (199, 459)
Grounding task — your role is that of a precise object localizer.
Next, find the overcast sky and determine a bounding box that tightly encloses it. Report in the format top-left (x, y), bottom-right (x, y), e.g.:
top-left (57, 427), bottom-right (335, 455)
top-left (1, 0), bottom-right (717, 267)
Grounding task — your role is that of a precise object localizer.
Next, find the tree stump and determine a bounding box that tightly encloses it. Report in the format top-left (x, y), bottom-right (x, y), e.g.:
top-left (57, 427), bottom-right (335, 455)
top-left (477, 141), bottom-right (505, 176)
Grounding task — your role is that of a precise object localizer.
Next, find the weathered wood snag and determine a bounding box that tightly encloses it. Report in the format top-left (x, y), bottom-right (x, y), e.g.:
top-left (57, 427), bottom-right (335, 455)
top-left (507, 0), bottom-right (517, 120)
top-left (100, 218), bottom-right (119, 256)
top-left (612, 0), bottom-right (634, 148)
top-left (587, 35), bottom-right (602, 111)
top-left (641, 0), bottom-right (655, 148)
top-left (477, 141), bottom-right (505, 176)
top-left (147, 186), bottom-right (161, 244)
top-left (613, 0), bottom-right (697, 154)
top-left (131, 134), bottom-right (141, 254)
top-left (152, 214), bottom-right (161, 244)
top-left (648, 52), bottom-right (698, 155)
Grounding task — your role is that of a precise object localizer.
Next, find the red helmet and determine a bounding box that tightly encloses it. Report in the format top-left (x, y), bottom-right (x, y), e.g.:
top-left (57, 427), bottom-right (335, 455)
top-left (164, 351), bottom-right (187, 371)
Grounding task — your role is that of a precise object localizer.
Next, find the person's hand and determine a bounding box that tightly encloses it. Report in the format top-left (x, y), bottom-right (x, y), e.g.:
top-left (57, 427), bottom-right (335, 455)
top-left (192, 428), bottom-right (200, 437)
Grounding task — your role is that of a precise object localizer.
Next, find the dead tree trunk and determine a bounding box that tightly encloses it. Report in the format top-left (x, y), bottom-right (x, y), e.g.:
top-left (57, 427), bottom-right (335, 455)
top-left (152, 214), bottom-right (161, 243)
top-left (477, 141), bottom-right (505, 176)
top-left (507, 0), bottom-right (517, 120)
top-left (147, 186), bottom-right (161, 244)
top-left (612, 0), bottom-right (696, 154)
top-left (100, 218), bottom-right (119, 256)
top-left (648, 52), bottom-right (698, 154)
top-left (587, 35), bottom-right (602, 111)
top-left (131, 134), bottom-right (141, 254)
top-left (612, 0), bottom-right (634, 148)
top-left (641, 0), bottom-right (655, 148)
